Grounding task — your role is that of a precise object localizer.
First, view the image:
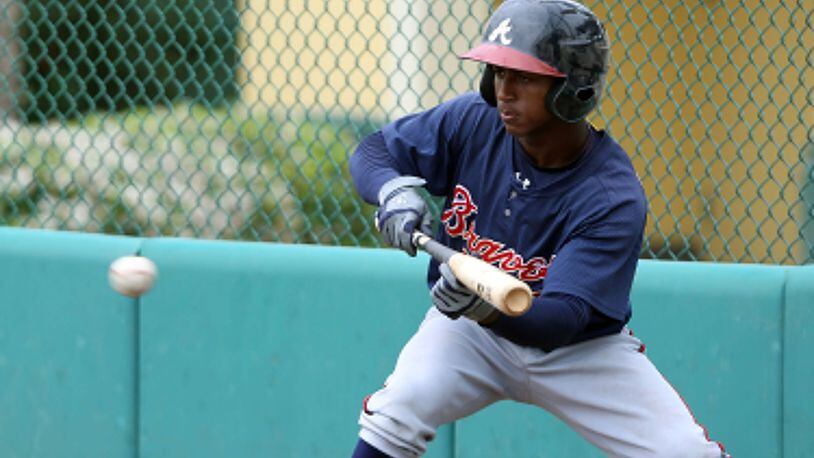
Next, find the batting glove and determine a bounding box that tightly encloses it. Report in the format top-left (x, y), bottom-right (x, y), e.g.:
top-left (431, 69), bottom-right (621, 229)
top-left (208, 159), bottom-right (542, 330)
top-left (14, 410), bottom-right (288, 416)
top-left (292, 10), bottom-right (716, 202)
top-left (431, 263), bottom-right (498, 323)
top-left (375, 176), bottom-right (433, 256)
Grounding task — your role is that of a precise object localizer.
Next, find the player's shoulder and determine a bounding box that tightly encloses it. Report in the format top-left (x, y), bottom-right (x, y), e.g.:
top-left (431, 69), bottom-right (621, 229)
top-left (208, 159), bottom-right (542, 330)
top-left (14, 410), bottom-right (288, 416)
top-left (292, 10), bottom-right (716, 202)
top-left (430, 92), bottom-right (501, 141)
top-left (592, 132), bottom-right (642, 187)
top-left (587, 131), bottom-right (647, 214)
top-left (436, 92), bottom-right (495, 120)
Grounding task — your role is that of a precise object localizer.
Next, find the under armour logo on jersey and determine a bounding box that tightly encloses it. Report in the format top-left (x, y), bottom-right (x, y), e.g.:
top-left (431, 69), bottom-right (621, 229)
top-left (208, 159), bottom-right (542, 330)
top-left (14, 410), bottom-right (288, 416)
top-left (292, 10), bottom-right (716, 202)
top-left (515, 172), bottom-right (530, 190)
top-left (488, 18), bottom-right (513, 45)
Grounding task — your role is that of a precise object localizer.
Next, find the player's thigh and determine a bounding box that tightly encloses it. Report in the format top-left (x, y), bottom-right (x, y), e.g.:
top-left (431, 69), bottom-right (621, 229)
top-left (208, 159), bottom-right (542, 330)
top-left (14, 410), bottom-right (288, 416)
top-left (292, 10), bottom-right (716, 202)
top-left (526, 330), bottom-right (722, 457)
top-left (372, 308), bottom-right (522, 425)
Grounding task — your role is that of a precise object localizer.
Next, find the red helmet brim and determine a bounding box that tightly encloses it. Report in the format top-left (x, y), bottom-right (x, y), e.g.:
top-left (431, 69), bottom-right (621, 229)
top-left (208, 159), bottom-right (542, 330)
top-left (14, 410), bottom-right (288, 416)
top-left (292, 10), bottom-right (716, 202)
top-left (460, 43), bottom-right (566, 78)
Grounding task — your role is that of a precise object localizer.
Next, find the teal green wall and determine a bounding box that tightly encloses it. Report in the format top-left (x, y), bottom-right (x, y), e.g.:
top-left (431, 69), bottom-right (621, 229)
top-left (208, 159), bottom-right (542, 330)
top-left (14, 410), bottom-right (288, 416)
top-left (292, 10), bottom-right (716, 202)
top-left (0, 227), bottom-right (810, 457)
top-left (136, 238), bottom-right (449, 457)
top-left (784, 266), bottom-right (814, 458)
top-left (0, 229), bottom-right (141, 457)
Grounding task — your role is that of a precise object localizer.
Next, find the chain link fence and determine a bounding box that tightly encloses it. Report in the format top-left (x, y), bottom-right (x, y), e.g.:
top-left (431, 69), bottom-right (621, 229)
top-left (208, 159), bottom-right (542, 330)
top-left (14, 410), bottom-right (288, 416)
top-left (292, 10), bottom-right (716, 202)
top-left (0, 0), bottom-right (811, 263)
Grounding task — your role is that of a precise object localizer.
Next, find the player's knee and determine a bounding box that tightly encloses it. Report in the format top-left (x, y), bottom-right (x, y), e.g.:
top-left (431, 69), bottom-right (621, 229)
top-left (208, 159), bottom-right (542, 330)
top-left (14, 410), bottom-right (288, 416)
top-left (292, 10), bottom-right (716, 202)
top-left (385, 375), bottom-right (449, 419)
top-left (359, 377), bottom-right (444, 457)
top-left (362, 375), bottom-right (441, 425)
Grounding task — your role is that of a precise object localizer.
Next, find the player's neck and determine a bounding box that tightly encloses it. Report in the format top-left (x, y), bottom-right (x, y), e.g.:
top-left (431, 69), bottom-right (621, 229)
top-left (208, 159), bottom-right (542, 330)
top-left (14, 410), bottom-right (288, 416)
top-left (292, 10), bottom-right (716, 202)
top-left (517, 121), bottom-right (591, 170)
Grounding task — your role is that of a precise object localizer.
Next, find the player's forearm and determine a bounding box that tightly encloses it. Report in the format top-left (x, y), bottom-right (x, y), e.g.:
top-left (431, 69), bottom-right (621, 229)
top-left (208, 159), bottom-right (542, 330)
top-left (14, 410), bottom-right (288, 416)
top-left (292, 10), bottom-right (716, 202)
top-left (483, 293), bottom-right (590, 352)
top-left (349, 131), bottom-right (401, 204)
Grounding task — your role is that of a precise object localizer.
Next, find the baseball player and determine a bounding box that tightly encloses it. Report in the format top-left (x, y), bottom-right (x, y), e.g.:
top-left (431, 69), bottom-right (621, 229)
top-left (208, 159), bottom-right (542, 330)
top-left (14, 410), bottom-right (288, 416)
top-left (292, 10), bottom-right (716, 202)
top-left (348, 1), bottom-right (728, 457)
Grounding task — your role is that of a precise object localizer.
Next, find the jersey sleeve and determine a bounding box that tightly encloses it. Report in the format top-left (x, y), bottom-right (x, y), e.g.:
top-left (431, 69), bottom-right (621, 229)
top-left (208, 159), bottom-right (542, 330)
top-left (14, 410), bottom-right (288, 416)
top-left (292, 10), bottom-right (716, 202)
top-left (380, 93), bottom-right (486, 197)
top-left (486, 292), bottom-right (591, 352)
top-left (541, 197), bottom-right (646, 321)
top-left (348, 131), bottom-right (401, 204)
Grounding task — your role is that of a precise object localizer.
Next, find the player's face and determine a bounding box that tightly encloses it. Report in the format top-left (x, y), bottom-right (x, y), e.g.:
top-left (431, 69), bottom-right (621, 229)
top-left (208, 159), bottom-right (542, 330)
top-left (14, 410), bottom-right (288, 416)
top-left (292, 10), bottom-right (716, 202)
top-left (493, 66), bottom-right (557, 136)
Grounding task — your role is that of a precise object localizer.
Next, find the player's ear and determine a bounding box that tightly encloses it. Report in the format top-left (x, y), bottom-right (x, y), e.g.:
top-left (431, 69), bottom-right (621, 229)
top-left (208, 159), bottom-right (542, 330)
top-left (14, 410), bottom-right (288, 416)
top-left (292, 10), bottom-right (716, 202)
top-left (479, 64), bottom-right (497, 106)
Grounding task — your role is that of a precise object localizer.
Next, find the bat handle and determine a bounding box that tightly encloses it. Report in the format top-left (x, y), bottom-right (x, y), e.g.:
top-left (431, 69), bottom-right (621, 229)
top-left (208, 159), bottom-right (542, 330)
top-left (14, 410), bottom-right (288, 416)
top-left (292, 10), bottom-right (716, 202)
top-left (412, 231), bottom-right (457, 263)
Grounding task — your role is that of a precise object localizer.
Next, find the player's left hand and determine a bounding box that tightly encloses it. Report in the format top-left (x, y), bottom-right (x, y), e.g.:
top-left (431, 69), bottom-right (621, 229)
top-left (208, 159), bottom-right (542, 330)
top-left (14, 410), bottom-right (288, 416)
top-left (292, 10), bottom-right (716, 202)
top-left (375, 176), bottom-right (433, 256)
top-left (431, 263), bottom-right (498, 323)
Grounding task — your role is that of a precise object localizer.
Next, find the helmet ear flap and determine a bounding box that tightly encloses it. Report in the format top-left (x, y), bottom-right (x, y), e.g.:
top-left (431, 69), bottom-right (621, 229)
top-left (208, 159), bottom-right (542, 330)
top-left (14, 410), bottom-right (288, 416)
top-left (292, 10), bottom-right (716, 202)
top-left (546, 79), bottom-right (599, 123)
top-left (479, 65), bottom-right (497, 106)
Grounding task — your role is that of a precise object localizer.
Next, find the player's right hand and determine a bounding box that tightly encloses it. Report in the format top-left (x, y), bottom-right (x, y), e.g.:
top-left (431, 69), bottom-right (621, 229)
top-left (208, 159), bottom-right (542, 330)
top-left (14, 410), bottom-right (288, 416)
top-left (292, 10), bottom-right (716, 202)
top-left (375, 175), bottom-right (432, 256)
top-left (431, 263), bottom-right (498, 323)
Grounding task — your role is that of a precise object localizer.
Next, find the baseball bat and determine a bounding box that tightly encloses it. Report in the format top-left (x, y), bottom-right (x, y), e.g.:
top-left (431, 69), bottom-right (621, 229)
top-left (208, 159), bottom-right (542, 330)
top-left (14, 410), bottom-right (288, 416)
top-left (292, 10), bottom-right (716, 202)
top-left (412, 231), bottom-right (532, 317)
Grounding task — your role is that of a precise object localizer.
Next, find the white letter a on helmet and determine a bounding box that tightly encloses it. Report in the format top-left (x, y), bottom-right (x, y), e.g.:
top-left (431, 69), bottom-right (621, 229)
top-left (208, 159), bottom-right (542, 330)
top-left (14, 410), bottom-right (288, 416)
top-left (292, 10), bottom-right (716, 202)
top-left (488, 18), bottom-right (513, 45)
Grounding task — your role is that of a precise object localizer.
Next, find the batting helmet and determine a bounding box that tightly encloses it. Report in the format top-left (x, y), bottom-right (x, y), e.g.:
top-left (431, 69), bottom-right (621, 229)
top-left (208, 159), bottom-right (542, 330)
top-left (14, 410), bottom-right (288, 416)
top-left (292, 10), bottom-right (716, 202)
top-left (460, 0), bottom-right (609, 123)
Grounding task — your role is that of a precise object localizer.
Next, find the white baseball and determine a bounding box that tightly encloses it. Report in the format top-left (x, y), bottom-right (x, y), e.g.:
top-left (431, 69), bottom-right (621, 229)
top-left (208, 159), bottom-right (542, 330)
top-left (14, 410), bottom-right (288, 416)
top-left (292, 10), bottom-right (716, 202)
top-left (108, 256), bottom-right (158, 297)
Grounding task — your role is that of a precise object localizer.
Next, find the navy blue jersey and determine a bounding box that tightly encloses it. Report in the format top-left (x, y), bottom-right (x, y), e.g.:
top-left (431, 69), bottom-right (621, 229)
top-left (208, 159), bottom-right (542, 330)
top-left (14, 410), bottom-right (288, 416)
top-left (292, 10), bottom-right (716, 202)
top-left (376, 92), bottom-right (646, 322)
